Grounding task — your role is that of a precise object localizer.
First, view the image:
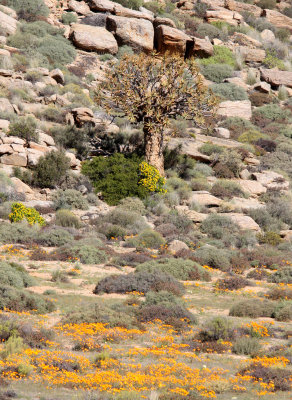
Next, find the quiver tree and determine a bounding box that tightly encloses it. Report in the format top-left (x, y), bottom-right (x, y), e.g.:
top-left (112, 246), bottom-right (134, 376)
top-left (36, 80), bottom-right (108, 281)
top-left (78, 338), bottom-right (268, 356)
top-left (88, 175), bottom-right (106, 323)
top-left (96, 52), bottom-right (217, 174)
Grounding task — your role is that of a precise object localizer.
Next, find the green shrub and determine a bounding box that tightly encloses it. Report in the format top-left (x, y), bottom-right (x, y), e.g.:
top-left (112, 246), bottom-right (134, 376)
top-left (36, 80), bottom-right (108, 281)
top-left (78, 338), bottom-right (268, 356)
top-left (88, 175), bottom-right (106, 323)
top-left (201, 214), bottom-right (239, 240)
top-left (126, 229), bottom-right (165, 249)
top-left (5, 0), bottom-right (49, 21)
top-left (37, 36), bottom-right (76, 67)
top-left (257, 0), bottom-right (276, 9)
top-left (113, 0), bottom-right (143, 10)
top-left (103, 208), bottom-right (147, 233)
top-left (37, 228), bottom-right (73, 247)
top-left (2, 335), bottom-right (24, 358)
top-left (262, 51), bottom-right (287, 70)
top-left (69, 244), bottom-right (108, 264)
top-left (82, 154), bottom-right (148, 205)
top-left (55, 209), bottom-right (81, 229)
top-left (238, 129), bottom-right (264, 144)
top-left (212, 150), bottom-right (243, 178)
top-left (118, 197), bottom-right (146, 215)
top-left (283, 7), bottom-right (292, 18)
top-left (194, 246), bottom-right (231, 271)
top-left (0, 285), bottom-right (55, 313)
top-left (196, 24), bottom-right (222, 40)
top-left (61, 12), bottom-right (77, 25)
top-left (221, 117), bottom-right (255, 138)
top-left (267, 267), bottom-right (292, 284)
top-left (210, 83), bottom-right (248, 101)
top-left (253, 104), bottom-right (291, 123)
top-left (0, 221), bottom-right (39, 244)
top-left (233, 337), bottom-right (261, 356)
top-left (257, 231), bottom-right (282, 246)
top-left (9, 202), bottom-right (45, 226)
top-left (33, 150), bottom-right (70, 188)
top-left (93, 271), bottom-right (184, 296)
top-left (199, 317), bottom-right (232, 341)
top-left (229, 299), bottom-right (275, 318)
top-left (51, 269), bottom-right (69, 283)
top-left (0, 261), bottom-right (34, 288)
top-left (273, 303), bottom-right (292, 322)
top-left (8, 116), bottom-right (38, 143)
top-left (211, 180), bottom-right (247, 199)
top-left (136, 258), bottom-right (211, 281)
top-left (201, 64), bottom-right (233, 83)
top-left (215, 275), bottom-right (249, 291)
top-left (52, 189), bottom-right (89, 210)
top-left (201, 46), bottom-right (236, 67)
top-left (199, 143), bottom-right (224, 156)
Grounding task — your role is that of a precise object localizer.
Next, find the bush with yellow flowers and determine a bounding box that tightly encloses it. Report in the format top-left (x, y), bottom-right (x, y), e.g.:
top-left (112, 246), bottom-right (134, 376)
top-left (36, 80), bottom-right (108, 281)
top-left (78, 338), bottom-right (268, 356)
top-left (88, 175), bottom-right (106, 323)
top-left (139, 162), bottom-right (166, 194)
top-left (9, 202), bottom-right (45, 226)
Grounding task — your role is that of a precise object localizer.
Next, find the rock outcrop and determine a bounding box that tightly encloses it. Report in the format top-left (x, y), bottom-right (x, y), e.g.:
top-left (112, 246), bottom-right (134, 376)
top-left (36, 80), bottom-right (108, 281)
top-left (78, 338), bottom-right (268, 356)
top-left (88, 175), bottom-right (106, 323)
top-left (260, 68), bottom-right (292, 88)
top-left (70, 24), bottom-right (118, 54)
top-left (217, 100), bottom-right (252, 120)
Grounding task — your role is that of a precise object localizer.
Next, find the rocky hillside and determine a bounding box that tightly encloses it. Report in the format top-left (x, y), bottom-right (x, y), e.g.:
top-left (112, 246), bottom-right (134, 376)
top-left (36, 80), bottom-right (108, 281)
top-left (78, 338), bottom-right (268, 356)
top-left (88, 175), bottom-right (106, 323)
top-left (0, 0), bottom-right (291, 399)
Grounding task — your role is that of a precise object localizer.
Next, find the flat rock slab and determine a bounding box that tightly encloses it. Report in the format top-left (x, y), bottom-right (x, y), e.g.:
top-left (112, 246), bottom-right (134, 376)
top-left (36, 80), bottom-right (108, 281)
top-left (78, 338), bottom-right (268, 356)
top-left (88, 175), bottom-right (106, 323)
top-left (217, 100), bottom-right (252, 120)
top-left (231, 197), bottom-right (265, 210)
top-left (189, 191), bottom-right (223, 207)
top-left (238, 179), bottom-right (267, 196)
top-left (221, 213), bottom-right (260, 231)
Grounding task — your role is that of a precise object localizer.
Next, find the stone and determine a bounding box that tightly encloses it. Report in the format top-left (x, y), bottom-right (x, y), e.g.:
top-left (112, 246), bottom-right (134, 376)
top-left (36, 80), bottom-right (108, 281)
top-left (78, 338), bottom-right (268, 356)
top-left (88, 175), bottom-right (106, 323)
top-left (49, 68), bottom-right (65, 85)
top-left (88, 0), bottom-right (116, 12)
top-left (11, 177), bottom-right (34, 195)
top-left (263, 9), bottom-right (292, 33)
top-left (155, 25), bottom-right (191, 55)
top-left (1, 153), bottom-right (27, 167)
top-left (153, 17), bottom-right (176, 28)
top-left (38, 131), bottom-right (55, 147)
top-left (2, 136), bottom-right (25, 145)
top-left (107, 15), bottom-right (154, 52)
top-left (230, 197), bottom-right (265, 211)
top-left (0, 144), bottom-right (13, 154)
top-left (232, 32), bottom-right (262, 48)
top-left (221, 213), bottom-right (260, 231)
top-left (70, 23), bottom-right (118, 54)
top-left (253, 81), bottom-right (271, 93)
top-left (167, 138), bottom-right (211, 162)
top-left (260, 68), bottom-right (292, 88)
top-left (217, 100), bottom-right (252, 120)
top-left (65, 151), bottom-right (80, 168)
top-left (239, 169), bottom-right (250, 180)
top-left (189, 191), bottom-right (223, 207)
top-left (251, 171), bottom-right (289, 190)
top-left (236, 46), bottom-right (266, 63)
top-left (0, 10), bottom-right (18, 36)
top-left (0, 119), bottom-right (10, 131)
top-left (0, 69), bottom-right (13, 77)
top-left (168, 240), bottom-right (189, 254)
top-left (81, 13), bottom-right (107, 27)
top-left (11, 144), bottom-right (25, 153)
top-left (29, 142), bottom-right (50, 153)
top-left (70, 107), bottom-right (94, 127)
top-left (261, 29), bottom-right (275, 42)
top-left (0, 5), bottom-right (17, 19)
top-left (69, 0), bottom-right (92, 15)
top-left (88, 0), bottom-right (153, 21)
top-left (225, 77), bottom-right (248, 89)
top-left (188, 37), bottom-right (214, 58)
top-left (224, 0), bottom-right (262, 17)
top-left (214, 127), bottom-right (230, 139)
top-left (27, 149), bottom-right (46, 166)
top-left (0, 97), bottom-right (14, 114)
top-left (238, 179), bottom-right (266, 196)
top-left (205, 8), bottom-right (243, 26)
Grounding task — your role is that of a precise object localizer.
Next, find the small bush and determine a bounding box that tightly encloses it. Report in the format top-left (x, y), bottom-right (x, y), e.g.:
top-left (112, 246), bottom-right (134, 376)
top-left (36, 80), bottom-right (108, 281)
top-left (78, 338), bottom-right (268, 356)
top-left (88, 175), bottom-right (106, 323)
top-left (37, 228), bottom-right (73, 247)
top-left (0, 221), bottom-right (39, 244)
top-left (0, 262), bottom-right (34, 289)
top-left (273, 303), bottom-right (292, 322)
top-left (247, 268), bottom-right (269, 280)
top-left (199, 317), bottom-right (232, 342)
top-left (0, 286), bottom-right (55, 313)
top-left (8, 116), bottom-right (38, 143)
top-left (194, 246), bottom-right (231, 271)
top-left (212, 150), bottom-right (243, 178)
top-left (33, 150), bottom-right (70, 188)
top-left (93, 271), bottom-right (184, 296)
top-left (211, 180), bottom-right (246, 199)
top-left (52, 189), bottom-right (89, 210)
top-left (215, 275), bottom-right (249, 291)
top-left (199, 143), bottom-right (224, 156)
top-left (55, 209), bottom-right (81, 229)
top-left (239, 363), bottom-right (291, 391)
top-left (257, 231), bottom-right (282, 246)
top-left (51, 269), bottom-right (69, 283)
top-left (238, 129), bottom-right (264, 144)
top-left (136, 258), bottom-right (211, 281)
top-left (201, 46), bottom-right (236, 67)
top-left (201, 64), bottom-right (233, 83)
top-left (69, 244), bottom-right (108, 264)
top-left (257, 0), bottom-right (276, 9)
top-left (82, 154), bottom-right (148, 205)
top-left (196, 23), bottom-right (222, 40)
top-left (126, 229), bottom-right (165, 249)
top-left (252, 104), bottom-right (291, 126)
top-left (267, 267), bottom-right (292, 284)
top-left (249, 91), bottom-right (274, 107)
top-left (5, 0), bottom-right (49, 21)
top-left (118, 197), bottom-right (146, 215)
top-left (221, 117), bottom-right (255, 138)
top-left (9, 203), bottom-right (45, 226)
top-left (201, 214), bottom-right (239, 240)
top-left (62, 12), bottom-right (77, 25)
top-left (266, 286), bottom-right (292, 300)
top-left (210, 83), bottom-right (248, 101)
top-left (229, 299), bottom-right (274, 318)
top-left (139, 303), bottom-right (195, 325)
top-left (233, 337), bottom-right (261, 356)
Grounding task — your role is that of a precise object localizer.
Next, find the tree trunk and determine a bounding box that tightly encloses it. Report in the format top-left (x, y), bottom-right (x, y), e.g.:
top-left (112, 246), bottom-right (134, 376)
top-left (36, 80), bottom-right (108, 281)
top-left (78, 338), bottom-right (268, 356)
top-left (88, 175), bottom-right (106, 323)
top-left (143, 124), bottom-right (165, 175)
